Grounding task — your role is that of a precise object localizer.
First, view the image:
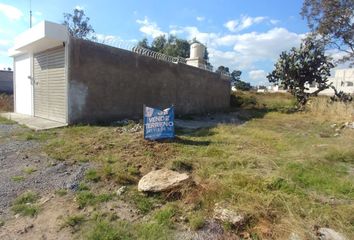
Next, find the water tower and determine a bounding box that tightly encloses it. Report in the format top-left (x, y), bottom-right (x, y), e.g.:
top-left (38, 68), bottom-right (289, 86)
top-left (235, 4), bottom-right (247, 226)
top-left (186, 41), bottom-right (207, 69)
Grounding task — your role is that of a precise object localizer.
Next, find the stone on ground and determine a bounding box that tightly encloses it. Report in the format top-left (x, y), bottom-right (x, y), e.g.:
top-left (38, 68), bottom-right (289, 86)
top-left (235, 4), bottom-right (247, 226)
top-left (317, 228), bottom-right (347, 240)
top-left (213, 203), bottom-right (245, 226)
top-left (138, 168), bottom-right (190, 192)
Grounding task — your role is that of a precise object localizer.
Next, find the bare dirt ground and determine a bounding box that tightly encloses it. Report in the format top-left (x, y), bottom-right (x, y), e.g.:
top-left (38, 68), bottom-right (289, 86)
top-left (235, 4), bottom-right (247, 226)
top-left (0, 122), bottom-right (238, 240)
top-left (0, 124), bottom-right (88, 219)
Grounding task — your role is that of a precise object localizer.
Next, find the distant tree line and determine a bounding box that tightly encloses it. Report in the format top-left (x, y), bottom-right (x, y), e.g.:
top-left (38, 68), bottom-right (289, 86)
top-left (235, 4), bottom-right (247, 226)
top-left (216, 66), bottom-right (252, 91)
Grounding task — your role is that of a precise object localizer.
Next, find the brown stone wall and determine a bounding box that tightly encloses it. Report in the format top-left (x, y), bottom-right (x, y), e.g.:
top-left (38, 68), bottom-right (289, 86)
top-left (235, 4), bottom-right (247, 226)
top-left (67, 38), bottom-right (230, 124)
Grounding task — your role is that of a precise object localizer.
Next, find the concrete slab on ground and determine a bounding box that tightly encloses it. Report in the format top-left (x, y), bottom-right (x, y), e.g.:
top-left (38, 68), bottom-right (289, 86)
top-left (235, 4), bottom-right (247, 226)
top-left (0, 112), bottom-right (67, 130)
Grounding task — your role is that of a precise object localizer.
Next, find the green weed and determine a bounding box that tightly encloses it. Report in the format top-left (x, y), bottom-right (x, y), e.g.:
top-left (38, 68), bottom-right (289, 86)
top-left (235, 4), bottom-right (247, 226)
top-left (85, 169), bottom-right (101, 182)
top-left (23, 167), bottom-right (37, 175)
top-left (12, 191), bottom-right (39, 217)
top-left (188, 212), bottom-right (205, 230)
top-left (11, 176), bottom-right (25, 182)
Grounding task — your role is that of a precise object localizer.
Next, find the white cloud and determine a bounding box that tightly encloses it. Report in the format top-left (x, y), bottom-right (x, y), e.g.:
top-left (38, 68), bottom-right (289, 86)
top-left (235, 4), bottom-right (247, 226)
top-left (169, 25), bottom-right (305, 72)
top-left (196, 16), bottom-right (205, 22)
top-left (231, 28), bottom-right (305, 60)
top-left (224, 15), bottom-right (267, 32)
top-left (136, 17), bottom-right (166, 38)
top-left (96, 34), bottom-right (117, 43)
top-left (270, 19), bottom-right (280, 25)
top-left (249, 70), bottom-right (268, 84)
top-left (137, 16), bottom-right (306, 84)
top-left (0, 3), bottom-right (23, 21)
top-left (95, 34), bottom-right (138, 50)
top-left (0, 40), bottom-right (10, 46)
top-left (75, 5), bottom-right (85, 10)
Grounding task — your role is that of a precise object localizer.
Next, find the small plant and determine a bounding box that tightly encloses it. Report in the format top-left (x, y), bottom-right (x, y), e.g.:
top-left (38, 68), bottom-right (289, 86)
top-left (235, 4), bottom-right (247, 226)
top-left (137, 222), bottom-right (171, 240)
top-left (86, 220), bottom-right (133, 240)
top-left (0, 220), bottom-right (5, 227)
top-left (188, 213), bottom-right (205, 230)
top-left (127, 166), bottom-right (140, 176)
top-left (22, 131), bottom-right (54, 141)
top-left (85, 169), bottom-right (101, 182)
top-left (62, 214), bottom-right (85, 230)
top-left (12, 191), bottom-right (40, 217)
top-left (55, 189), bottom-right (68, 196)
top-left (115, 172), bottom-right (138, 185)
top-left (129, 190), bottom-right (158, 214)
top-left (76, 191), bottom-right (96, 209)
top-left (154, 205), bottom-right (176, 227)
top-left (76, 191), bottom-right (114, 209)
top-left (102, 164), bottom-right (115, 180)
top-left (171, 160), bottom-right (193, 172)
top-left (11, 175), bottom-right (25, 182)
top-left (78, 182), bottom-right (90, 191)
top-left (23, 167), bottom-right (37, 175)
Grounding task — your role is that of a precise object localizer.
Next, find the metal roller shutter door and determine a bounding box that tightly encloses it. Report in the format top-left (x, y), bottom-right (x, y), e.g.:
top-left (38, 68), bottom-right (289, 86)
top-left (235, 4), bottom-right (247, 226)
top-left (34, 47), bottom-right (66, 123)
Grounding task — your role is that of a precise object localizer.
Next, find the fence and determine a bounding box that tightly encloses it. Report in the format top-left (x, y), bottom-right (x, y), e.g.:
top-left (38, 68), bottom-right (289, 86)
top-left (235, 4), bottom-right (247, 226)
top-left (96, 38), bottom-right (230, 78)
top-left (101, 38), bottom-right (187, 64)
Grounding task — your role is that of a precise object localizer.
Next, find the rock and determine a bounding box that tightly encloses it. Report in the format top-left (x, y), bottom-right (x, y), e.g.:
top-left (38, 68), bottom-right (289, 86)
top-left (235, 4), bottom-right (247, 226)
top-left (213, 203), bottom-right (245, 226)
top-left (317, 228), bottom-right (347, 240)
top-left (289, 232), bottom-right (302, 240)
top-left (138, 169), bottom-right (190, 192)
top-left (116, 186), bottom-right (127, 196)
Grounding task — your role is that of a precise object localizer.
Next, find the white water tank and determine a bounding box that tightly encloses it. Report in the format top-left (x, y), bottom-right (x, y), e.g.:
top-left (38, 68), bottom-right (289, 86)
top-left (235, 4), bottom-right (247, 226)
top-left (190, 42), bottom-right (205, 59)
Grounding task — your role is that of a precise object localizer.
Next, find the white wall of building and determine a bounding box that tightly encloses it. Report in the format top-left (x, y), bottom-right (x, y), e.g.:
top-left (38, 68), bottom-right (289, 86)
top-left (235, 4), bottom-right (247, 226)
top-left (307, 69), bottom-right (354, 95)
top-left (14, 54), bottom-right (33, 115)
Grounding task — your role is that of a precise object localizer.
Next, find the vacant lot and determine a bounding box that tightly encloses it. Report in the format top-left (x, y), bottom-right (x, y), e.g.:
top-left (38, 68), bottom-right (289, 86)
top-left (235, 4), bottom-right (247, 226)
top-left (0, 92), bottom-right (353, 240)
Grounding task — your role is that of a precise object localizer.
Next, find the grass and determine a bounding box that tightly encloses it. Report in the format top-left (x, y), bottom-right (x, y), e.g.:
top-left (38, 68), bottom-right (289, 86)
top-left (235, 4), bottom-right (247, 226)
top-left (0, 94), bottom-right (13, 112)
top-left (85, 169), bottom-right (101, 182)
top-left (23, 167), bottom-right (37, 175)
top-left (11, 175), bottom-right (25, 182)
top-left (86, 220), bottom-right (134, 240)
top-left (76, 191), bottom-right (114, 209)
top-left (4, 92), bottom-right (354, 238)
top-left (55, 189), bottom-right (68, 196)
top-left (188, 212), bottom-right (205, 230)
top-left (11, 191), bottom-right (40, 217)
top-left (127, 189), bottom-right (161, 214)
top-left (62, 215), bottom-right (86, 231)
top-left (153, 204), bottom-right (177, 227)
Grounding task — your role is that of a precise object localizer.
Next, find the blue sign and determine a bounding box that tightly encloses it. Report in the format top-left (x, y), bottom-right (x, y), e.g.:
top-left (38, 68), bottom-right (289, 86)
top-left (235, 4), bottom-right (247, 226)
top-left (144, 105), bottom-right (175, 140)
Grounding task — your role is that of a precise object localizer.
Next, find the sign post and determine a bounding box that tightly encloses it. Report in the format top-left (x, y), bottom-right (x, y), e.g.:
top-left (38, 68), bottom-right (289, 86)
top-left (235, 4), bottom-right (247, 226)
top-left (143, 105), bottom-right (175, 140)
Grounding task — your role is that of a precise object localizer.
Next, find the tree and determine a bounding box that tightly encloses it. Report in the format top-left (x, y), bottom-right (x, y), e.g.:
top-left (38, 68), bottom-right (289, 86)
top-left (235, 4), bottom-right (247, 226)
top-left (151, 35), bottom-right (167, 52)
top-left (301, 0), bottom-right (354, 65)
top-left (216, 66), bottom-right (230, 75)
top-left (267, 37), bottom-right (334, 106)
top-left (231, 70), bottom-right (252, 91)
top-left (136, 35), bottom-right (212, 68)
top-left (137, 35), bottom-right (190, 58)
top-left (163, 35), bottom-right (190, 58)
top-left (137, 38), bottom-right (150, 49)
top-left (63, 8), bottom-right (95, 40)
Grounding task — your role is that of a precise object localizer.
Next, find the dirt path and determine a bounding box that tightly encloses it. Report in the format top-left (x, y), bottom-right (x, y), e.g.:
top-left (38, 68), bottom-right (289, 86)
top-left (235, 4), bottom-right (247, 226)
top-left (0, 124), bottom-right (88, 219)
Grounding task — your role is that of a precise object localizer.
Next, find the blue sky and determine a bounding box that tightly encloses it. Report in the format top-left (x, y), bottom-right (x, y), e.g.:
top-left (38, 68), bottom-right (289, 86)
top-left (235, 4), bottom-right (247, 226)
top-left (0, 0), bottom-right (312, 85)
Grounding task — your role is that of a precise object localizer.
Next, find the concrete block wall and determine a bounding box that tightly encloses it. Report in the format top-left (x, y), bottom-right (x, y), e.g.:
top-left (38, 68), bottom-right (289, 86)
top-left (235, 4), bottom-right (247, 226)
top-left (67, 39), bottom-right (230, 124)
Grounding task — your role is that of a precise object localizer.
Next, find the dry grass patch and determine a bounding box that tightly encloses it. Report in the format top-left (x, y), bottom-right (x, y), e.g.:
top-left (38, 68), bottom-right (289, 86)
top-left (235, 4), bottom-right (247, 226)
top-left (10, 92), bottom-right (353, 239)
top-left (0, 94), bottom-right (13, 112)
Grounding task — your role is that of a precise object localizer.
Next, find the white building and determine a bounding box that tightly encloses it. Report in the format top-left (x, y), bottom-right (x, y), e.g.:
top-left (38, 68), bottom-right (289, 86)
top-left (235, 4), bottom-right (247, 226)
top-left (308, 69), bottom-right (354, 95)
